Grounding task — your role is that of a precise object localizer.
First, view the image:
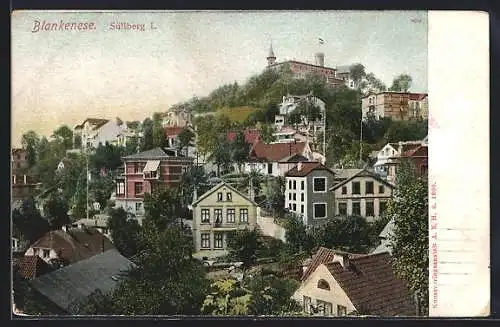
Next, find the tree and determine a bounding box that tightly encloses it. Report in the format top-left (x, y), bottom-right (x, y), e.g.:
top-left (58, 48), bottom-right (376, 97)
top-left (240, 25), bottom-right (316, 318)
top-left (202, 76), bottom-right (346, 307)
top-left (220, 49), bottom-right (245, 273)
top-left (389, 74), bottom-right (413, 92)
top-left (226, 228), bottom-right (261, 268)
top-left (201, 278), bottom-right (251, 315)
top-left (90, 142), bottom-right (124, 172)
top-left (21, 130), bottom-right (40, 168)
top-left (387, 161), bottom-right (428, 315)
top-left (177, 127), bottom-right (195, 155)
top-left (140, 118), bottom-right (154, 151)
top-left (42, 194), bottom-right (70, 230)
top-left (208, 137), bottom-right (232, 177)
top-left (51, 125), bottom-right (73, 149)
top-left (74, 134), bottom-right (82, 149)
top-left (230, 130), bottom-right (250, 173)
top-left (143, 188), bottom-right (183, 231)
top-left (257, 123), bottom-right (276, 143)
top-left (124, 137), bottom-right (139, 155)
top-left (180, 165), bottom-right (210, 209)
top-left (283, 213), bottom-right (315, 255)
top-left (107, 207), bottom-right (141, 258)
top-left (12, 197), bottom-right (50, 244)
top-left (261, 176), bottom-right (285, 215)
top-left (349, 63), bottom-right (366, 89)
top-left (152, 112), bottom-right (166, 148)
top-left (365, 72), bottom-right (387, 93)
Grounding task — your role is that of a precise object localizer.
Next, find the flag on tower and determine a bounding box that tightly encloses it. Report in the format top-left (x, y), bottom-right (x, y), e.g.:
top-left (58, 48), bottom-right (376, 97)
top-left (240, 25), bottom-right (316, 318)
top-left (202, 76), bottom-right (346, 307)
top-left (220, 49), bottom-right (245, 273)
top-left (318, 38), bottom-right (325, 45)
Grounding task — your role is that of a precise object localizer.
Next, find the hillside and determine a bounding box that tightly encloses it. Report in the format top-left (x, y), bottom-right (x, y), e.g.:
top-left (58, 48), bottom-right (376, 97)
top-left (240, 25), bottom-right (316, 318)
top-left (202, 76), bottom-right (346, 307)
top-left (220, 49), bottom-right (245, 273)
top-left (216, 106), bottom-right (262, 123)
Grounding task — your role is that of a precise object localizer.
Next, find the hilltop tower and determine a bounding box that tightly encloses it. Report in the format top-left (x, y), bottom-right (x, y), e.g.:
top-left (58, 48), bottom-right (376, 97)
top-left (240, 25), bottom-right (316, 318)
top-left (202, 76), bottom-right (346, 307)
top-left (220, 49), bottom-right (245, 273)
top-left (267, 42), bottom-right (276, 66)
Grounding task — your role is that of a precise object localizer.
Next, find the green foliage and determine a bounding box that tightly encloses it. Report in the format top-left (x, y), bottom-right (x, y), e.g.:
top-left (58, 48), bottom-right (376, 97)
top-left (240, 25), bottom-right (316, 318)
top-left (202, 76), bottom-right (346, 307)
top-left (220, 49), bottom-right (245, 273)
top-left (283, 213), bottom-right (315, 255)
top-left (152, 112), bottom-right (167, 148)
top-left (387, 161), bottom-right (428, 315)
top-left (226, 228), bottom-right (261, 268)
top-left (389, 74), bottom-right (413, 92)
top-left (140, 118), bottom-right (154, 151)
top-left (261, 176), bottom-right (285, 216)
top-left (177, 127), bottom-right (195, 154)
top-left (42, 193), bottom-right (70, 229)
top-left (51, 125), bottom-right (73, 149)
top-left (208, 136), bottom-right (233, 176)
top-left (12, 197), bottom-right (50, 244)
top-left (384, 120), bottom-right (428, 143)
top-left (124, 136), bottom-right (140, 155)
top-left (257, 123), bottom-right (276, 143)
top-left (90, 142), bottom-right (124, 172)
top-left (74, 134), bottom-right (82, 149)
top-left (230, 130), bottom-right (250, 172)
top-left (21, 130), bottom-right (40, 168)
top-left (180, 165), bottom-right (211, 207)
top-left (143, 188), bottom-right (184, 231)
top-left (107, 207), bottom-right (141, 258)
top-left (349, 63), bottom-right (366, 88)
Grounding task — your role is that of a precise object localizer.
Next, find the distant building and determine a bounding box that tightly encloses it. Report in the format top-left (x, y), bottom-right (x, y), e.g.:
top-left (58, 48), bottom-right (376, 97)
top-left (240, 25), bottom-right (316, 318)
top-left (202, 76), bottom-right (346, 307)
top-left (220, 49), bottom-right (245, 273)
top-left (293, 247), bottom-right (416, 316)
top-left (361, 92), bottom-right (429, 121)
top-left (330, 168), bottom-right (395, 221)
top-left (11, 148), bottom-right (40, 203)
top-left (191, 182), bottom-right (259, 259)
top-left (114, 147), bottom-right (194, 217)
top-left (266, 44), bottom-right (346, 88)
top-left (285, 162), bottom-right (336, 226)
top-left (227, 129), bottom-right (262, 145)
top-left (335, 65), bottom-right (356, 89)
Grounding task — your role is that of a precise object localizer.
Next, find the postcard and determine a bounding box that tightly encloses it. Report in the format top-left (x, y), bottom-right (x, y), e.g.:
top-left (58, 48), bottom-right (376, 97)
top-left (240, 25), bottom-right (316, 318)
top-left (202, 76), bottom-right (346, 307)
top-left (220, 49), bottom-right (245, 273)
top-left (11, 10), bottom-right (489, 318)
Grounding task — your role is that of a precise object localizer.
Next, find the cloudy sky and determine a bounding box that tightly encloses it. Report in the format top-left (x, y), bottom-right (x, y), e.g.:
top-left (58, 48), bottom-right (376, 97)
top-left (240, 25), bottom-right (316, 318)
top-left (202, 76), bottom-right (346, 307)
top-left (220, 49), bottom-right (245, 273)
top-left (11, 10), bottom-right (427, 146)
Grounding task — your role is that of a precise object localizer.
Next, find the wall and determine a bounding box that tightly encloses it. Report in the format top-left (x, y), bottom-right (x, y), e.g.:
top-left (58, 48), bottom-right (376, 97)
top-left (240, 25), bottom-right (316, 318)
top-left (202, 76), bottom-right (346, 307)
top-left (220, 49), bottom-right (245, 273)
top-left (257, 215), bottom-right (286, 242)
top-left (293, 264), bottom-right (356, 316)
top-left (305, 170), bottom-right (335, 226)
top-left (285, 176), bottom-right (308, 224)
top-left (92, 121), bottom-right (126, 148)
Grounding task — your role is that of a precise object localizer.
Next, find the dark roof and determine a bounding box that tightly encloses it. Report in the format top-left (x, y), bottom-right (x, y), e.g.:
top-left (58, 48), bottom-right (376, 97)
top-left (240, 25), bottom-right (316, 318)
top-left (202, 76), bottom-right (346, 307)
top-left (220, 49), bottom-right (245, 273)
top-left (29, 249), bottom-right (135, 314)
top-left (17, 255), bottom-right (52, 280)
top-left (324, 252), bottom-right (415, 316)
top-left (122, 147), bottom-right (192, 160)
top-left (74, 118), bottom-right (109, 130)
top-left (249, 141), bottom-right (307, 162)
top-left (301, 247), bottom-right (367, 282)
top-left (29, 228), bottom-right (115, 264)
top-left (330, 168), bottom-right (396, 191)
top-left (285, 162), bottom-right (334, 177)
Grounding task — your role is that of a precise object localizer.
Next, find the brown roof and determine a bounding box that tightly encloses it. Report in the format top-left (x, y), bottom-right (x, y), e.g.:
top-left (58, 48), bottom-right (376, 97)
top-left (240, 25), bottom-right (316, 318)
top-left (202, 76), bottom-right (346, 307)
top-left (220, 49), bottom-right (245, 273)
top-left (227, 129), bottom-right (262, 144)
top-left (408, 93), bottom-right (428, 101)
top-left (301, 247), bottom-right (367, 282)
top-left (29, 228), bottom-right (115, 264)
top-left (249, 141), bottom-right (307, 162)
top-left (403, 144), bottom-right (428, 158)
top-left (286, 162), bottom-right (333, 177)
top-left (18, 255), bottom-right (52, 280)
top-left (75, 118), bottom-right (109, 130)
top-left (325, 252), bottom-right (416, 316)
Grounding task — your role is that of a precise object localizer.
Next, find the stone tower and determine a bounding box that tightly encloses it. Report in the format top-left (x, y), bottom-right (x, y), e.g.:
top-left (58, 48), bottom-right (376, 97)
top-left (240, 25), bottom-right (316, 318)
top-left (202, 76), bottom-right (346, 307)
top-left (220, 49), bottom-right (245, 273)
top-left (267, 42), bottom-right (276, 66)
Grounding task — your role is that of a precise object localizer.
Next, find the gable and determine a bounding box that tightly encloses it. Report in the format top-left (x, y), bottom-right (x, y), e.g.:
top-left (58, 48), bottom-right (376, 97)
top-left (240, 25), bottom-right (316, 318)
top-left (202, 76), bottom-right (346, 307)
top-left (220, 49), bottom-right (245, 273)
top-left (331, 169), bottom-right (395, 191)
top-left (192, 183), bottom-right (256, 207)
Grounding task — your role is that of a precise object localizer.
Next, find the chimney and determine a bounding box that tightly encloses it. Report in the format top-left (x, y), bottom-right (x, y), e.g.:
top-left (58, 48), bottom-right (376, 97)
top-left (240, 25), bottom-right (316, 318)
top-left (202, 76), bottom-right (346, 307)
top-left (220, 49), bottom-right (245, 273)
top-left (333, 253), bottom-right (350, 269)
top-left (298, 162), bottom-right (303, 172)
top-left (315, 52), bottom-right (325, 67)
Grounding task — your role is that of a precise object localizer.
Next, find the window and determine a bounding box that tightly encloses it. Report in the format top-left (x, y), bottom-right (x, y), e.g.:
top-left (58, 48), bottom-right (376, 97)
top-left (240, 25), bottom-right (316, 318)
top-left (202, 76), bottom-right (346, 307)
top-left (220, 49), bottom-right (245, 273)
top-left (293, 203), bottom-right (296, 211)
top-left (134, 163), bottom-right (141, 173)
top-left (341, 186), bottom-right (347, 195)
top-left (201, 209), bottom-right (210, 223)
top-left (116, 181), bottom-right (125, 195)
top-left (337, 305), bottom-right (347, 316)
top-left (352, 202), bottom-right (361, 216)
top-left (366, 201), bottom-right (374, 216)
top-left (288, 193), bottom-right (292, 200)
top-left (301, 205), bottom-right (304, 214)
top-left (317, 300), bottom-right (333, 316)
top-left (217, 192), bottom-right (223, 202)
top-left (300, 193), bottom-right (304, 201)
top-left (314, 203), bottom-right (326, 218)
top-left (267, 163), bottom-right (273, 174)
top-left (303, 296), bottom-right (312, 313)
top-left (288, 180), bottom-right (292, 189)
top-left (201, 233), bottom-right (210, 249)
top-left (226, 208), bottom-right (235, 223)
top-left (293, 193), bottom-right (296, 201)
top-left (313, 177), bottom-right (326, 192)
top-left (378, 185), bottom-right (385, 194)
top-left (317, 279), bottom-right (330, 290)
top-left (214, 233), bottom-right (223, 249)
top-left (134, 182), bottom-right (143, 196)
top-left (366, 181), bottom-right (374, 194)
top-left (240, 208), bottom-right (248, 223)
top-left (214, 209), bottom-right (223, 223)
top-left (135, 202), bottom-right (142, 211)
top-left (352, 181), bottom-right (360, 195)
top-left (33, 248), bottom-right (39, 256)
top-left (338, 202), bottom-right (347, 216)
top-left (226, 192), bottom-right (232, 201)
top-left (379, 201), bottom-right (387, 216)
top-left (16, 163), bottom-right (21, 169)
top-left (293, 180), bottom-right (297, 190)
top-left (301, 180), bottom-right (305, 190)
top-left (42, 249), bottom-right (50, 258)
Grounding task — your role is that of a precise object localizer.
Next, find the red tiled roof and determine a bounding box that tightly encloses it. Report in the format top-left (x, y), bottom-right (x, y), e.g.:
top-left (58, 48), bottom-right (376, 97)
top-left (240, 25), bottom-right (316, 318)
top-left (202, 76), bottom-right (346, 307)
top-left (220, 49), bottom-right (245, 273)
top-left (29, 228), bottom-right (115, 265)
top-left (325, 252), bottom-right (416, 316)
top-left (408, 93), bottom-right (428, 101)
top-left (301, 247), bottom-right (367, 282)
top-left (227, 129), bottom-right (262, 144)
top-left (249, 141), bottom-right (307, 162)
top-left (403, 144), bottom-right (428, 158)
top-left (18, 255), bottom-right (52, 280)
top-left (164, 126), bottom-right (185, 137)
top-left (285, 162), bottom-right (333, 177)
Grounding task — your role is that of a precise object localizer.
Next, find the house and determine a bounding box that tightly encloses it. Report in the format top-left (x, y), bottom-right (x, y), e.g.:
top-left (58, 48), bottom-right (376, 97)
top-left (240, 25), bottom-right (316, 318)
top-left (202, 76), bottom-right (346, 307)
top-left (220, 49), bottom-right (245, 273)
top-left (191, 182), bottom-right (259, 259)
top-left (15, 255), bottom-right (53, 280)
top-left (361, 92), bottom-right (429, 121)
top-left (71, 215), bottom-right (111, 240)
top-left (114, 147), bottom-right (194, 217)
top-left (273, 126), bottom-right (309, 144)
top-left (244, 140), bottom-right (314, 176)
top-left (12, 148), bottom-right (40, 203)
top-left (27, 249), bottom-right (135, 315)
top-left (330, 168), bottom-right (395, 221)
top-left (285, 162), bottom-right (336, 226)
top-left (335, 65), bottom-right (356, 89)
top-left (164, 126), bottom-right (185, 148)
top-left (372, 218), bottom-right (395, 254)
top-left (373, 141), bottom-right (428, 184)
top-left (73, 117), bottom-right (127, 149)
top-left (114, 121), bottom-right (143, 148)
top-left (227, 128), bottom-right (262, 145)
top-left (24, 226), bottom-right (115, 266)
top-left (293, 247), bottom-right (415, 316)
top-left (277, 93), bottom-right (326, 121)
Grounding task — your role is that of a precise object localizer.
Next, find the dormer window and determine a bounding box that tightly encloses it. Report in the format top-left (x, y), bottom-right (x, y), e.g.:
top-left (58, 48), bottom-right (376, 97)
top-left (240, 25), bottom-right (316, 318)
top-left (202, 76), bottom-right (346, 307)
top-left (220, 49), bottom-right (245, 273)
top-left (226, 192), bottom-right (232, 201)
top-left (217, 192), bottom-right (223, 202)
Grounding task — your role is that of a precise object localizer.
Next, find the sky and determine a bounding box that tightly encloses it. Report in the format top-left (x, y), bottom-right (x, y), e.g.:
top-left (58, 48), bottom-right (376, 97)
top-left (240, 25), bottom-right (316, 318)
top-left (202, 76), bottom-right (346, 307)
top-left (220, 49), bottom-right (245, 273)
top-left (11, 10), bottom-right (428, 146)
